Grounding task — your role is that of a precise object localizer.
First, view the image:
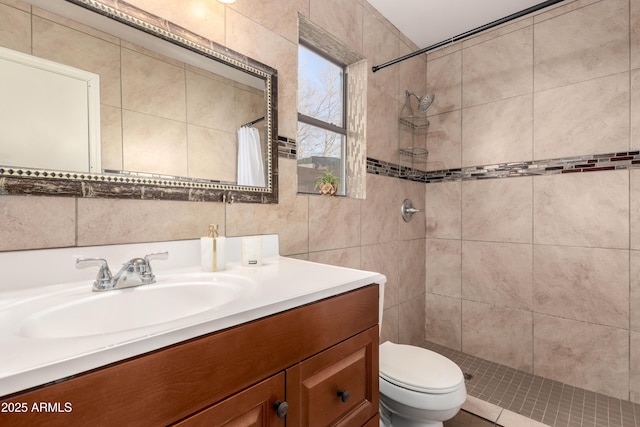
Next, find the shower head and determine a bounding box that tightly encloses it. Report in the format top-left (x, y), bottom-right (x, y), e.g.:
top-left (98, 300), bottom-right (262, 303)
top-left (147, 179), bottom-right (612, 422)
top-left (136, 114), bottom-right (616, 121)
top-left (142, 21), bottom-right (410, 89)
top-left (406, 90), bottom-right (435, 113)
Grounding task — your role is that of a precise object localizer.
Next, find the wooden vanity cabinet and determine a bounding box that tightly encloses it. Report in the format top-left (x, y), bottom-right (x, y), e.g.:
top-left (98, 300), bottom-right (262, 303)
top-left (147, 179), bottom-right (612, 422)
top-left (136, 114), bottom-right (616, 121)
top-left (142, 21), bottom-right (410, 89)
top-left (0, 284), bottom-right (380, 426)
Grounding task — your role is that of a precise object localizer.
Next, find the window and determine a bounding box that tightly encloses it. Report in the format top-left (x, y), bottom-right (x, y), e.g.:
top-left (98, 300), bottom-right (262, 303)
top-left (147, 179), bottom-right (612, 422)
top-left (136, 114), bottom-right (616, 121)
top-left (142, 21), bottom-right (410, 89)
top-left (297, 43), bottom-right (347, 195)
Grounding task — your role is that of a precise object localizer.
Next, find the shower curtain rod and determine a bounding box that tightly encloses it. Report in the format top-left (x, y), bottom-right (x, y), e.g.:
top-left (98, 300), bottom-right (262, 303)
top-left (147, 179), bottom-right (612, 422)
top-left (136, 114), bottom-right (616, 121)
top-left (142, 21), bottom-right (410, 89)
top-left (371, 0), bottom-right (565, 73)
top-left (241, 116), bottom-right (265, 127)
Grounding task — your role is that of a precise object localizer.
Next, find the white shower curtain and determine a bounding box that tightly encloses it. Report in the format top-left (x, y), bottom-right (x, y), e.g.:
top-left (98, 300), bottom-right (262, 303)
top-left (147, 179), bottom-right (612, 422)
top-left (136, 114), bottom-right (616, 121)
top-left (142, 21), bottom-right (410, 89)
top-left (237, 126), bottom-right (266, 187)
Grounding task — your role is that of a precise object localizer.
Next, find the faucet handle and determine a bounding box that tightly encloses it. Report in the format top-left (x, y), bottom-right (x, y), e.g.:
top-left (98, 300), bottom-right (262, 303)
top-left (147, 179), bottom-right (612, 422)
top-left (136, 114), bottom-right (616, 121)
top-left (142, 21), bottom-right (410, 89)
top-left (141, 251), bottom-right (169, 282)
top-left (145, 251), bottom-right (169, 262)
top-left (76, 257), bottom-right (113, 291)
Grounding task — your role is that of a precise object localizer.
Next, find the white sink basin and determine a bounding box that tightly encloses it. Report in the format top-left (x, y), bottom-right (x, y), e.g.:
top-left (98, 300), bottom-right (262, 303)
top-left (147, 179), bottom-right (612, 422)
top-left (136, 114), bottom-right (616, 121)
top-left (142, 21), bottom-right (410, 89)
top-left (16, 273), bottom-right (255, 339)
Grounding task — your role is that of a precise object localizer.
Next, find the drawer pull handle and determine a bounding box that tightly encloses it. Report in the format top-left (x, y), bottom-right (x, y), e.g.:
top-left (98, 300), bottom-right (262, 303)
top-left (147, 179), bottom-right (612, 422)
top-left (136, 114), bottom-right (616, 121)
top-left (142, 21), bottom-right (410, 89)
top-left (337, 389), bottom-right (350, 403)
top-left (274, 400), bottom-right (288, 418)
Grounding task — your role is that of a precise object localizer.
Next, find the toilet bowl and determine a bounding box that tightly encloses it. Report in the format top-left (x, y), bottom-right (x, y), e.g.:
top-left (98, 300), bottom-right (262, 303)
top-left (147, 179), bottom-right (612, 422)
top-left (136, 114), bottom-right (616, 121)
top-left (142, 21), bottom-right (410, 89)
top-left (379, 341), bottom-right (466, 427)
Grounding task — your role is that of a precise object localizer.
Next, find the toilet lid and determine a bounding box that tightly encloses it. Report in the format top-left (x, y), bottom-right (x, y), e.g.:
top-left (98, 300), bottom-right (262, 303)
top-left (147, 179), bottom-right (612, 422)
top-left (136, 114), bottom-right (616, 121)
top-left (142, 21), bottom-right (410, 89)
top-left (379, 342), bottom-right (464, 394)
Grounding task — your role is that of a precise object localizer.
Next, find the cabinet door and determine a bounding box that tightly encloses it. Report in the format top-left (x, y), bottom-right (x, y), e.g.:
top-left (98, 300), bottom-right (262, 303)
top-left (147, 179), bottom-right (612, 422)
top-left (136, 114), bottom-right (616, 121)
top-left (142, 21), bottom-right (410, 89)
top-left (286, 326), bottom-right (379, 427)
top-left (174, 373), bottom-right (285, 427)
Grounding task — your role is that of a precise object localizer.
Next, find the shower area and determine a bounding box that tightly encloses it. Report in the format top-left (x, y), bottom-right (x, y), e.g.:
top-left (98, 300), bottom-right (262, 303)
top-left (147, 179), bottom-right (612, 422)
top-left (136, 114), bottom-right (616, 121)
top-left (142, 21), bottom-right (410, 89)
top-left (393, 86), bottom-right (640, 426)
top-left (376, 0), bottom-right (640, 425)
top-left (419, 154), bottom-right (640, 427)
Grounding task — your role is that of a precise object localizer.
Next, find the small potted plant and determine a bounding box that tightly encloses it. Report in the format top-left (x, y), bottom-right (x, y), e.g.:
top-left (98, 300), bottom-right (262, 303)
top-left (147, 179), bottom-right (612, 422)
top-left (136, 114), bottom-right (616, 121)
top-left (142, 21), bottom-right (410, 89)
top-left (315, 171), bottom-right (339, 196)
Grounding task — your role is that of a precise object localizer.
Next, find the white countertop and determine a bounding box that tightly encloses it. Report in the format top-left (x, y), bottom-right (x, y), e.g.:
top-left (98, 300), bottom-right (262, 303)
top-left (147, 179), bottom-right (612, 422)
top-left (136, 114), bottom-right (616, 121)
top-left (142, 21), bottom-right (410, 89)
top-left (0, 249), bottom-right (385, 397)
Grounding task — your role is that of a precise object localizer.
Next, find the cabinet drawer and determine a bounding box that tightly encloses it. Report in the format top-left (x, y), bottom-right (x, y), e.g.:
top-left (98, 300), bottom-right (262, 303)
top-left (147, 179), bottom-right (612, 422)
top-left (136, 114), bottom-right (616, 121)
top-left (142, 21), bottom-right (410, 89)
top-left (174, 373), bottom-right (285, 427)
top-left (286, 326), bottom-right (379, 427)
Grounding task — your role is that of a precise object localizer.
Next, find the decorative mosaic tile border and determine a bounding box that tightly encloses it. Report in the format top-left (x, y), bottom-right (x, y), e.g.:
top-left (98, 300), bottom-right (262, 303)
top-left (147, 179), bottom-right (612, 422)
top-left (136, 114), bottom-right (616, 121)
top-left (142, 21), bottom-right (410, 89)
top-left (278, 136), bottom-right (297, 160)
top-left (367, 151), bottom-right (640, 183)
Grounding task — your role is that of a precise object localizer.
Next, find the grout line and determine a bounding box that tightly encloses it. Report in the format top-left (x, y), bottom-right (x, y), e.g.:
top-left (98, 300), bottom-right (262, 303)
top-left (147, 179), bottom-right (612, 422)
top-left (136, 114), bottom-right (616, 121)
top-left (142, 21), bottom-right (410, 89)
top-left (495, 408), bottom-right (505, 426)
top-left (578, 387), bottom-right (586, 427)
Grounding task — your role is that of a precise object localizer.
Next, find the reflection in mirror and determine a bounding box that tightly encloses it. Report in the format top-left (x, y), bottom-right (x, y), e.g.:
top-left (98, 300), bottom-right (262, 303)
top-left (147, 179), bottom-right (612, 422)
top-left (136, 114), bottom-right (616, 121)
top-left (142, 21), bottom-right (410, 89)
top-left (0, 0), bottom-right (277, 203)
top-left (0, 46), bottom-right (101, 173)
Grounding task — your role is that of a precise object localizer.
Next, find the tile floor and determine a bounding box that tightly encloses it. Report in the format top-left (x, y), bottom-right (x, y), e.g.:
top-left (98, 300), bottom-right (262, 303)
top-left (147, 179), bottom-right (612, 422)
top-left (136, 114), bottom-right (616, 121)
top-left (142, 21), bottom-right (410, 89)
top-left (422, 340), bottom-right (640, 427)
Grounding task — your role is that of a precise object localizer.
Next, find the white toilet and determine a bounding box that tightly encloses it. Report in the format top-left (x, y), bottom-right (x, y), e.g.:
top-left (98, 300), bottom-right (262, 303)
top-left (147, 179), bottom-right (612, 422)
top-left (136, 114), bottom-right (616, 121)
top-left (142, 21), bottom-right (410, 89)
top-left (379, 341), bottom-right (467, 427)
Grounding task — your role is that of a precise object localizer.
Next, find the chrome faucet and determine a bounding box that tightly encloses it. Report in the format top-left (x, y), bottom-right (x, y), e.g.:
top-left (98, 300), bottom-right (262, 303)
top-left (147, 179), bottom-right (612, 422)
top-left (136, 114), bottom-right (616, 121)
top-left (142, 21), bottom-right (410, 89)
top-left (76, 252), bottom-right (168, 292)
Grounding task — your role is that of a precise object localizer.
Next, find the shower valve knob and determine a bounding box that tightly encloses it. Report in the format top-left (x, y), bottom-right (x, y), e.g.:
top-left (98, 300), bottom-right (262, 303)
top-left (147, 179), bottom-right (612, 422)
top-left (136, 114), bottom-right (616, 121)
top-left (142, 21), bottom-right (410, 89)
top-left (401, 199), bottom-right (424, 222)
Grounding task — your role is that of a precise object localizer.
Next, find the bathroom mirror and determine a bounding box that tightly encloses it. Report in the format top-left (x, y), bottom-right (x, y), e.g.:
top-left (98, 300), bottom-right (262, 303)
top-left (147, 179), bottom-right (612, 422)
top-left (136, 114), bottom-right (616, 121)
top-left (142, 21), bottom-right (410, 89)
top-left (0, 0), bottom-right (278, 203)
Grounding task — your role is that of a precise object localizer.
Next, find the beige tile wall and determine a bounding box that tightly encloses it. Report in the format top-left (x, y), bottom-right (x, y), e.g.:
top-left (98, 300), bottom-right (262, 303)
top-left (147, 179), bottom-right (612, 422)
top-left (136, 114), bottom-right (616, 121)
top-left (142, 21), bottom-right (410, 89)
top-left (0, 0), bottom-right (427, 348)
top-left (425, 0), bottom-right (640, 402)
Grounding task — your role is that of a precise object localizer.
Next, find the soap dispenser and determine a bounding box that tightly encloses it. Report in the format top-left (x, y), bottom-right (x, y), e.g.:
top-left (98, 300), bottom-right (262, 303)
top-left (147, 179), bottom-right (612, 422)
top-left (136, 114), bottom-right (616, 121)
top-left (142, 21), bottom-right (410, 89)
top-left (201, 224), bottom-right (226, 272)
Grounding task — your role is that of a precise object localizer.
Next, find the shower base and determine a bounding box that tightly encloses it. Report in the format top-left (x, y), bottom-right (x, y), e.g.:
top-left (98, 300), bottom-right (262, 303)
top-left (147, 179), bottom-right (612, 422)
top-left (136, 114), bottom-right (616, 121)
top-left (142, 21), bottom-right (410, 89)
top-left (422, 340), bottom-right (640, 427)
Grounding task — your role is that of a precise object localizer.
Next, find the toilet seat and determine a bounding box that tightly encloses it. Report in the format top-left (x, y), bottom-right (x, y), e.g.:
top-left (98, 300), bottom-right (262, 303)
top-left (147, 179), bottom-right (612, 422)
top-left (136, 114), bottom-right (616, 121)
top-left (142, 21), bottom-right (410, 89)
top-left (379, 341), bottom-right (464, 394)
